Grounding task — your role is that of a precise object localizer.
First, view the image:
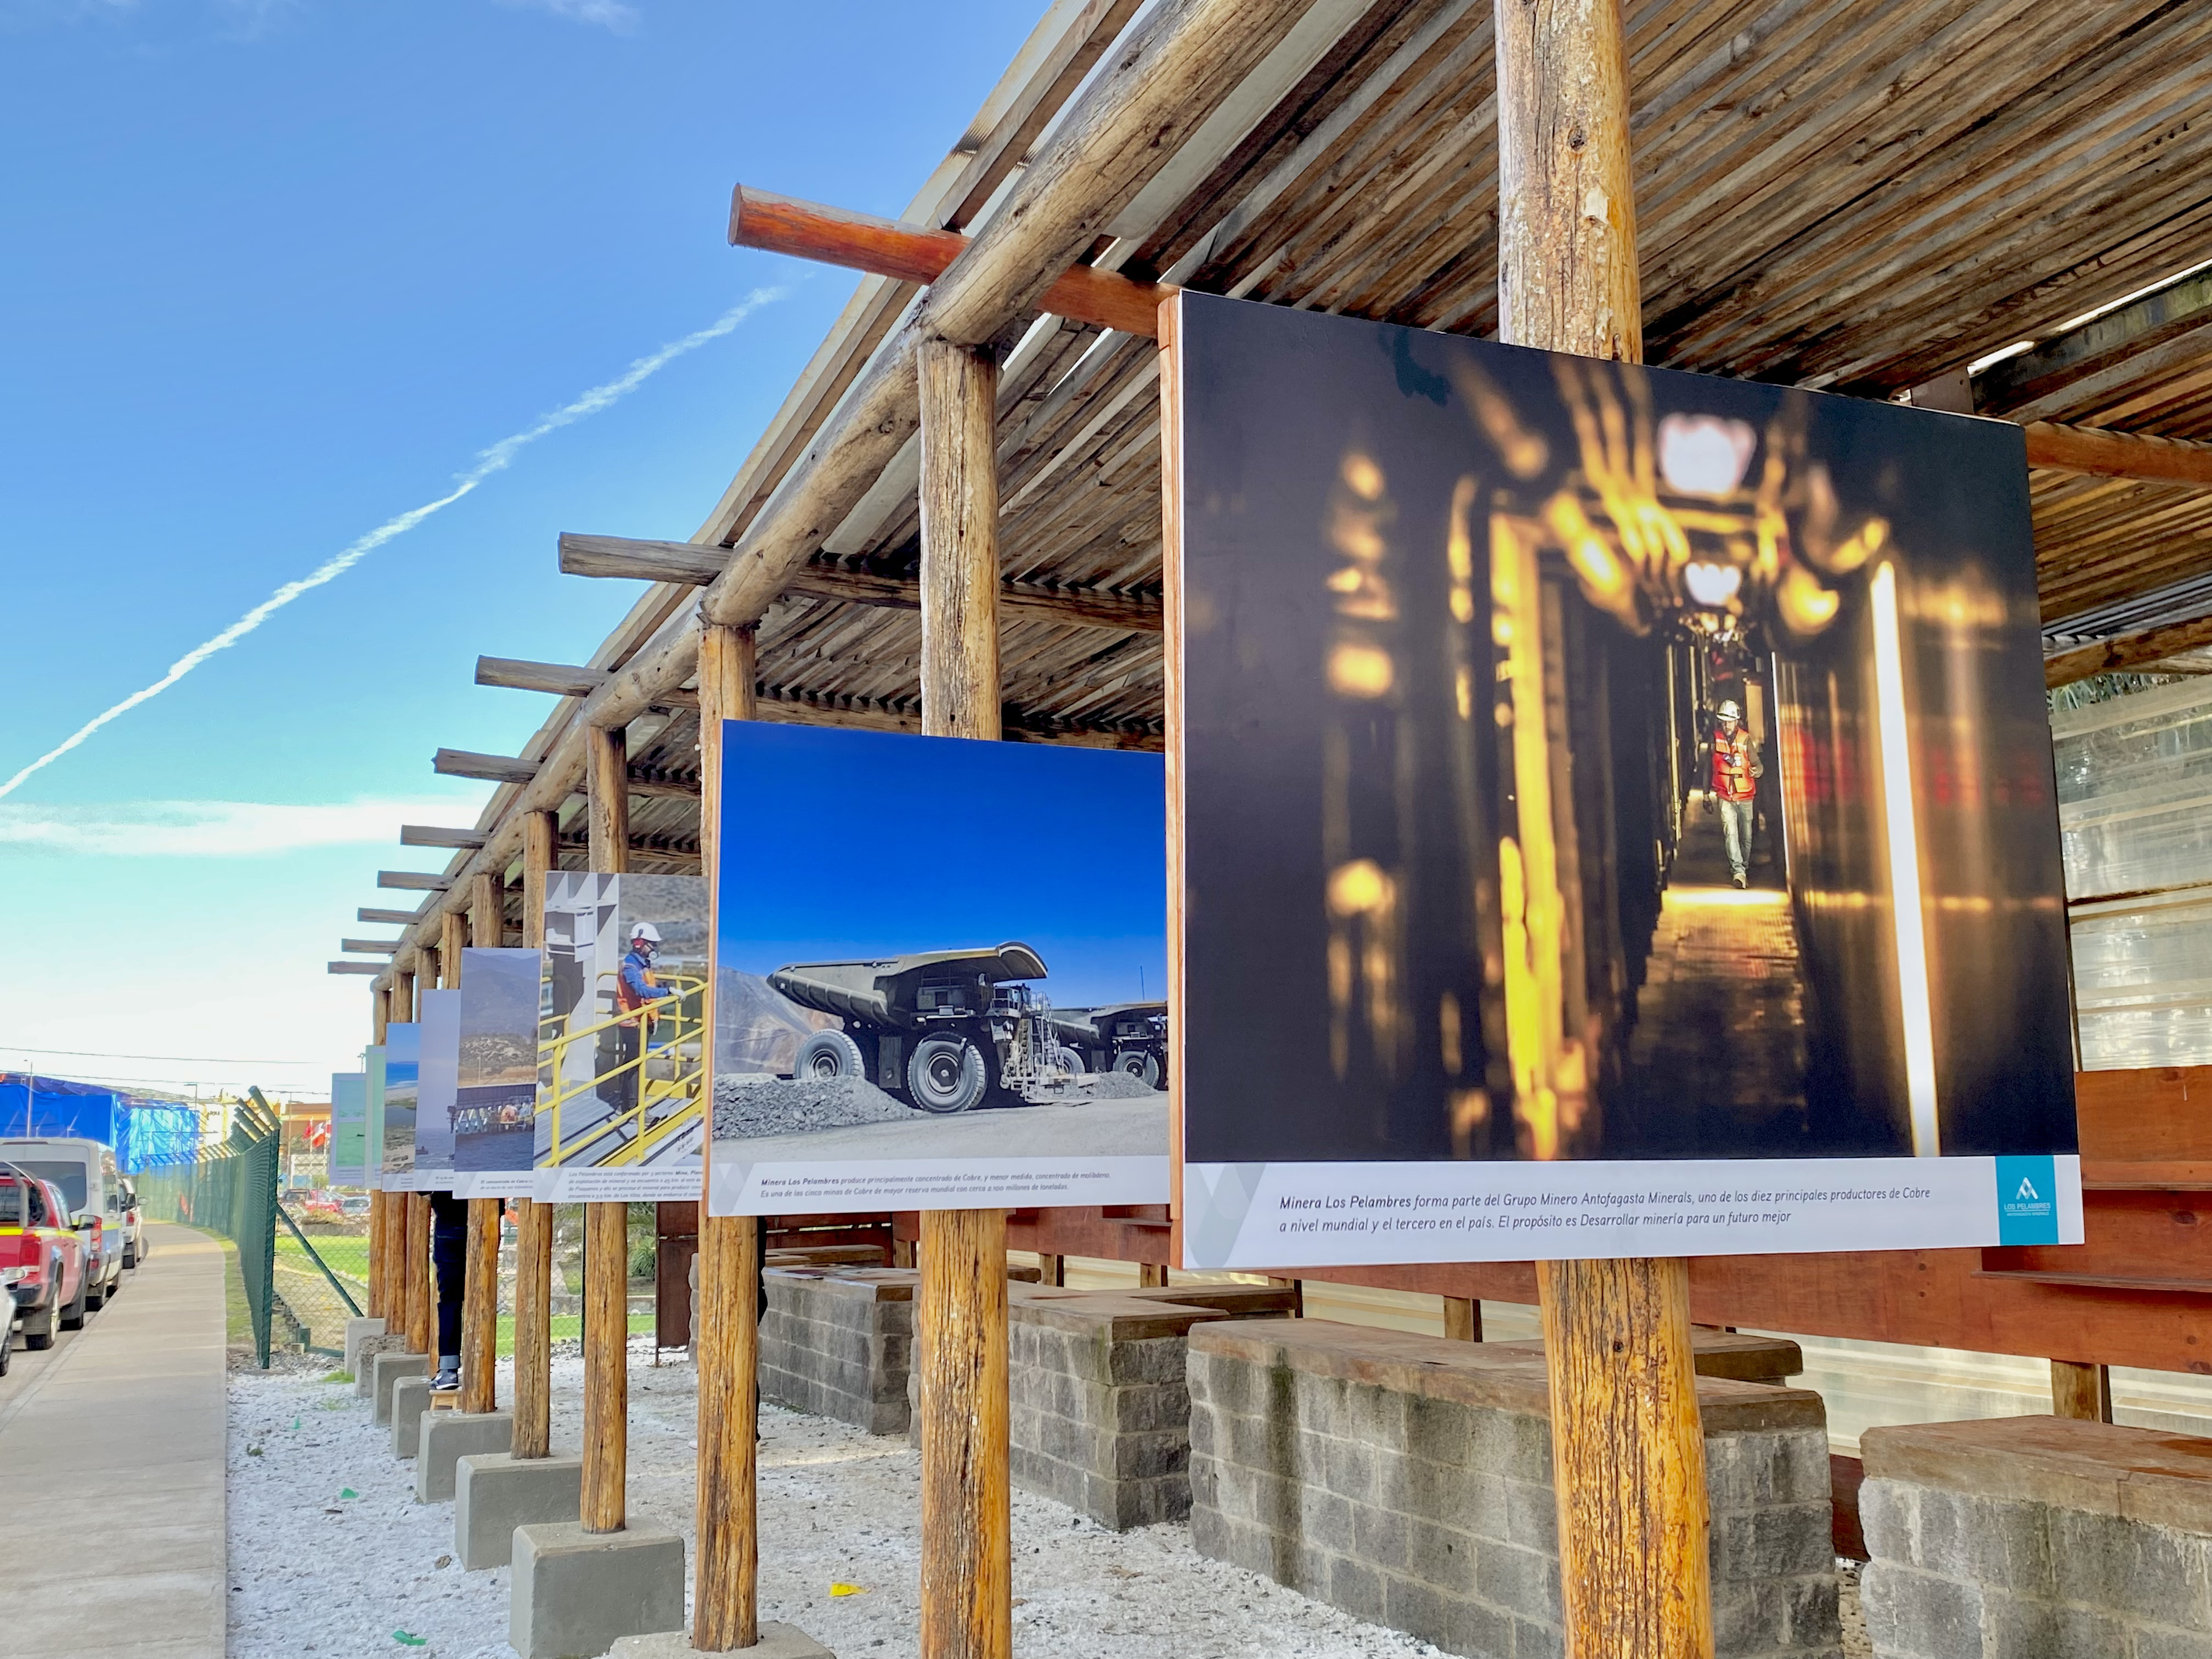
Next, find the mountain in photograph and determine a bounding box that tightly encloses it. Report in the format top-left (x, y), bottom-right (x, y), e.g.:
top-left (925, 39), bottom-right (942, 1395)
top-left (716, 967), bottom-right (836, 1076)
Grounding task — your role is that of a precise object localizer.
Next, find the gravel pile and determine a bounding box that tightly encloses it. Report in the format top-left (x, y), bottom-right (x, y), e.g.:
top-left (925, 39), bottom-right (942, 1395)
top-left (1064, 1069), bottom-right (1159, 1101)
top-left (714, 1074), bottom-right (913, 1139)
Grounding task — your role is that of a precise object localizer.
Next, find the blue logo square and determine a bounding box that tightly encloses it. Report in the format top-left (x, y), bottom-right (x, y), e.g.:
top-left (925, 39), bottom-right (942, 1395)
top-left (1996, 1155), bottom-right (2060, 1245)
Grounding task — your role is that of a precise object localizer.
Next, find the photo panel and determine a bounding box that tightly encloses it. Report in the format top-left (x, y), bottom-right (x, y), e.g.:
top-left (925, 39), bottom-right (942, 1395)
top-left (413, 988), bottom-right (460, 1190)
top-left (329, 1071), bottom-right (368, 1188)
top-left (1168, 291), bottom-right (2080, 1268)
top-left (535, 871), bottom-right (709, 1200)
top-left (452, 946), bottom-right (541, 1197)
top-left (706, 722), bottom-right (1169, 1217)
top-left (379, 1022), bottom-right (420, 1188)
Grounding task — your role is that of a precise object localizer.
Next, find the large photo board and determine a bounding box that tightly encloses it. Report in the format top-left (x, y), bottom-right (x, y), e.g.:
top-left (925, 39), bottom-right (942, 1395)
top-left (707, 723), bottom-right (1168, 1217)
top-left (1168, 292), bottom-right (2081, 1268)
top-left (329, 1071), bottom-right (368, 1188)
top-left (535, 871), bottom-right (708, 1200)
top-left (453, 946), bottom-right (540, 1197)
top-left (378, 1022), bottom-right (419, 1189)
top-left (411, 988), bottom-right (460, 1190)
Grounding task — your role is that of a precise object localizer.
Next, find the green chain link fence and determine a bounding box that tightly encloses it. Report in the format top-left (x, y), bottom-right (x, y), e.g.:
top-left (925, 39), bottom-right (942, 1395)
top-left (134, 1087), bottom-right (364, 1366)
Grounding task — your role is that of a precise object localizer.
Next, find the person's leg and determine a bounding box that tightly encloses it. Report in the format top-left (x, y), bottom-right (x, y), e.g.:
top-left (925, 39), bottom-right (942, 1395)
top-left (1722, 798), bottom-right (1751, 884)
top-left (613, 1024), bottom-right (641, 1116)
top-left (430, 1192), bottom-right (467, 1384)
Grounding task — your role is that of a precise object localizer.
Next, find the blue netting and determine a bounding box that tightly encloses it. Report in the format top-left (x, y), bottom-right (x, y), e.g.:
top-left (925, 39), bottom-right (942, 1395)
top-left (0, 1074), bottom-right (201, 1172)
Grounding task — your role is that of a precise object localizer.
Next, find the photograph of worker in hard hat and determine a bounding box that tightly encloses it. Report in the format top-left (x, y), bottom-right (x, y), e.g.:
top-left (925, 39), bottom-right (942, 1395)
top-left (1703, 696), bottom-right (1763, 889)
top-left (537, 871), bottom-right (708, 1197)
top-left (1174, 294), bottom-right (2078, 1179)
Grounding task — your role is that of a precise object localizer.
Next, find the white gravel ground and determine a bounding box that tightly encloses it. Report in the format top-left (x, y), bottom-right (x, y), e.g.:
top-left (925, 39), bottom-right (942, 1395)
top-left (231, 1340), bottom-right (1448, 1659)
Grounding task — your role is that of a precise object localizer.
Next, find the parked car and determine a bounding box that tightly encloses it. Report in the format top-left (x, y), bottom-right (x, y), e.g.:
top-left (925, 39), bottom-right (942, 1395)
top-left (0, 1138), bottom-right (125, 1308)
top-left (0, 1168), bottom-right (89, 1351)
top-left (340, 1194), bottom-right (373, 1220)
top-left (117, 1176), bottom-right (147, 1268)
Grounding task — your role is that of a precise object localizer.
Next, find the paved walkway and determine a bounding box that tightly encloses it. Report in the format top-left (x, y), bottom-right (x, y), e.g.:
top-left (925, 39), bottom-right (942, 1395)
top-left (0, 1223), bottom-right (227, 1659)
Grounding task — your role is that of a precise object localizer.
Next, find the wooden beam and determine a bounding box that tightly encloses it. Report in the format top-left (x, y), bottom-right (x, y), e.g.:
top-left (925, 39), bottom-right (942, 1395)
top-left (2022, 421), bottom-right (2212, 486)
top-left (694, 619), bottom-right (760, 1652)
top-left (513, 808), bottom-right (558, 1464)
top-left (359, 906), bottom-right (427, 926)
top-left (561, 533), bottom-right (1162, 632)
top-left (1496, 1), bottom-right (1713, 1656)
top-left (378, 871), bottom-right (453, 892)
top-left (401, 825), bottom-right (488, 850)
top-left (341, 939), bottom-right (402, 955)
top-left (731, 185), bottom-right (1169, 338)
top-left (435, 748), bottom-right (540, 785)
top-left (327, 961), bottom-right (385, 975)
top-left (477, 656), bottom-right (606, 697)
top-left (2045, 612), bottom-right (2212, 686)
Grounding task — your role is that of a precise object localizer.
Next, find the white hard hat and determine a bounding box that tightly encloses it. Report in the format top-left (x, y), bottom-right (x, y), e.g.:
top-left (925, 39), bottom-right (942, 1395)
top-left (1717, 699), bottom-right (1742, 720)
top-left (630, 922), bottom-right (662, 943)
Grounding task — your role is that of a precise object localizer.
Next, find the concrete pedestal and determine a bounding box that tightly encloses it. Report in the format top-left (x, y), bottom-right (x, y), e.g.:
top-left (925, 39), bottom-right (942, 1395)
top-left (511, 1520), bottom-right (685, 1659)
top-left (416, 1410), bottom-right (515, 1502)
top-left (391, 1376), bottom-right (434, 1458)
top-left (608, 1624), bottom-right (836, 1659)
top-left (370, 1350), bottom-right (426, 1420)
top-left (456, 1453), bottom-right (584, 1570)
top-left (343, 1317), bottom-right (387, 1374)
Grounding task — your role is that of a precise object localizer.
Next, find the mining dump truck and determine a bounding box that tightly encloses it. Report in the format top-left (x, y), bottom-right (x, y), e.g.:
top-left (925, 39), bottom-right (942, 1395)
top-left (768, 943), bottom-right (1082, 1113)
top-left (1051, 1003), bottom-right (1170, 1088)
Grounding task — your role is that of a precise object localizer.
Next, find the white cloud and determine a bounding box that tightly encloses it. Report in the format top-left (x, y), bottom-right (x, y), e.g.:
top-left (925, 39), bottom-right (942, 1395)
top-left (0, 797), bottom-right (479, 858)
top-left (496, 0), bottom-right (639, 32)
top-left (0, 286), bottom-right (782, 801)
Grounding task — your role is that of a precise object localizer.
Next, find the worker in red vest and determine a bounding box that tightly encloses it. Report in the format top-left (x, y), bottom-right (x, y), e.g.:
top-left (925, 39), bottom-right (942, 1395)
top-left (1707, 698), bottom-right (1762, 888)
top-left (609, 921), bottom-right (664, 1118)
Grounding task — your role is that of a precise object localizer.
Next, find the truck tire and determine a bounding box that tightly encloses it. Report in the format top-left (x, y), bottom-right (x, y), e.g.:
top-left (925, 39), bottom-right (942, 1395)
top-left (795, 1029), bottom-right (867, 1084)
top-left (907, 1036), bottom-right (990, 1114)
top-left (1115, 1049), bottom-right (1162, 1088)
top-left (59, 1272), bottom-right (87, 1332)
top-left (1056, 1046), bottom-right (1088, 1075)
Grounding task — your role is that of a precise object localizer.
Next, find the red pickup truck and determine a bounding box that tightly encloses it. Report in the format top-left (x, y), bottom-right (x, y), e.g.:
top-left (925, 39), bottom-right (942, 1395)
top-left (2, 1169), bottom-right (89, 1358)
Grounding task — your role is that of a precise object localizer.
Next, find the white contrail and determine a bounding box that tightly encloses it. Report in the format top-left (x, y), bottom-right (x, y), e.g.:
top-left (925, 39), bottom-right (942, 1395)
top-left (0, 286), bottom-right (786, 802)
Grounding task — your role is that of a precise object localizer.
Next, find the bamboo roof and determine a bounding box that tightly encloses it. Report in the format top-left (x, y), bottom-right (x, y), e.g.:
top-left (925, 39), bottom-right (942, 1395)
top-left (361, 0), bottom-right (2212, 969)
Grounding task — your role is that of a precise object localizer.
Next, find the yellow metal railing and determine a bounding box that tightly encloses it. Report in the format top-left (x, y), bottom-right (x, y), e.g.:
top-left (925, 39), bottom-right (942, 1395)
top-left (537, 973), bottom-right (706, 1167)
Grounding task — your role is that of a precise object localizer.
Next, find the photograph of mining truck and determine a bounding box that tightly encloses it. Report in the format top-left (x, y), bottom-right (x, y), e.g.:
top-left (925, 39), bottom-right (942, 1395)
top-left (769, 944), bottom-right (1169, 1113)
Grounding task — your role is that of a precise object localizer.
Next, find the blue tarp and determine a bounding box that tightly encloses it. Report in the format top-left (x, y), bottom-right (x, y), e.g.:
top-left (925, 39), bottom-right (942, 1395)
top-left (0, 1074), bottom-right (202, 1172)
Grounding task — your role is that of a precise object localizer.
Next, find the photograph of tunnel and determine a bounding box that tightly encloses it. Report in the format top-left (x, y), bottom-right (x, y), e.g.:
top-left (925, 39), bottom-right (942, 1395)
top-left (1173, 292), bottom-right (2078, 1177)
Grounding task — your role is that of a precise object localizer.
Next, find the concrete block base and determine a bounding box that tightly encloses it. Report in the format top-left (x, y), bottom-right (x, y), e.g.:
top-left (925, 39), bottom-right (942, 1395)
top-left (416, 1410), bottom-right (515, 1502)
top-left (511, 1520), bottom-right (685, 1659)
top-left (371, 1350), bottom-right (427, 1419)
top-left (608, 1623), bottom-right (835, 1658)
top-left (343, 1317), bottom-right (387, 1374)
top-left (456, 1454), bottom-right (584, 1570)
top-left (391, 1376), bottom-right (433, 1458)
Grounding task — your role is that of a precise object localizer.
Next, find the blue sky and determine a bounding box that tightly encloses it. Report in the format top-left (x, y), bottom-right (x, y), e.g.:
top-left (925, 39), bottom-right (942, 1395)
top-left (717, 725), bottom-right (1167, 1010)
top-left (0, 0), bottom-right (1044, 1101)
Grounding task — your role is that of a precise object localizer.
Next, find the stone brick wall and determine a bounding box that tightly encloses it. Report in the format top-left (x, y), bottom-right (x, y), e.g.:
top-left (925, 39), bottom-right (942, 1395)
top-left (1860, 1414), bottom-right (2212, 1658)
top-left (1188, 1319), bottom-right (1839, 1659)
top-left (758, 1267), bottom-right (916, 1436)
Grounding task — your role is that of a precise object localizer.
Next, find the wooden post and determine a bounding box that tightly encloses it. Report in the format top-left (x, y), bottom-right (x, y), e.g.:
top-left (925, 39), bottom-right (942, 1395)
top-left (917, 334), bottom-right (1011, 1659)
top-left (442, 906), bottom-right (468, 983)
top-left (463, 1198), bottom-right (499, 1414)
top-left (408, 1190), bottom-right (435, 1357)
top-left (2052, 1360), bottom-right (2114, 1422)
top-left (1443, 1297), bottom-right (1483, 1342)
top-left (514, 810), bottom-right (558, 1460)
top-left (1035, 1252), bottom-right (1065, 1289)
top-left (470, 870), bottom-right (501, 948)
top-left (695, 619), bottom-right (761, 1651)
top-left (393, 962), bottom-right (417, 1023)
top-left (582, 723), bottom-right (630, 1533)
top-left (1137, 1263), bottom-right (1169, 1289)
top-left (919, 340), bottom-right (1002, 744)
top-left (368, 1191), bottom-right (387, 1320)
top-left (1497, 3), bottom-right (1713, 1655)
top-left (581, 1197), bottom-right (628, 1532)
